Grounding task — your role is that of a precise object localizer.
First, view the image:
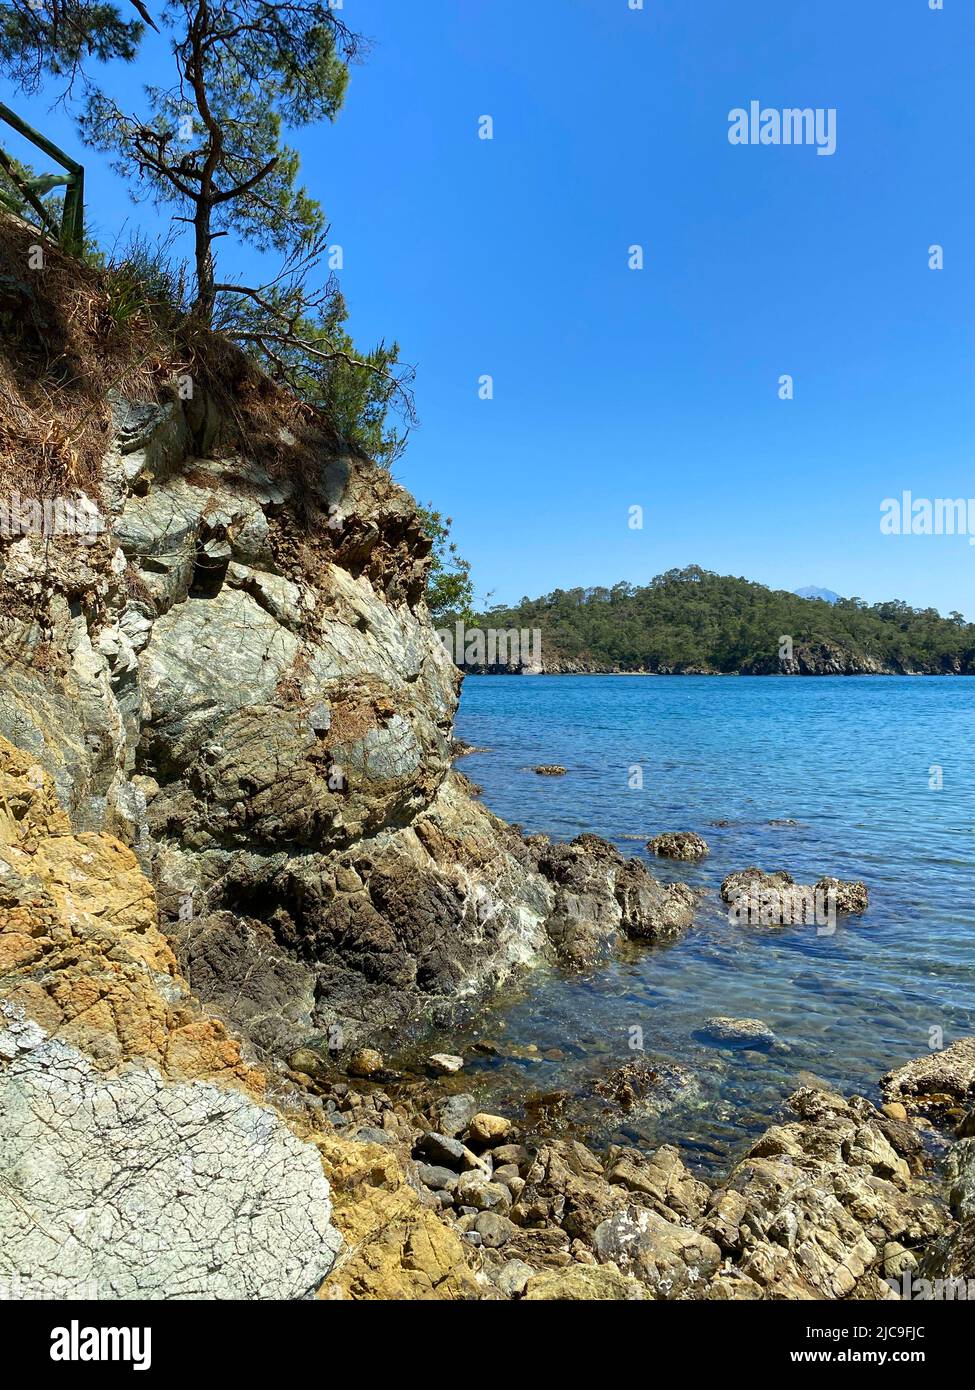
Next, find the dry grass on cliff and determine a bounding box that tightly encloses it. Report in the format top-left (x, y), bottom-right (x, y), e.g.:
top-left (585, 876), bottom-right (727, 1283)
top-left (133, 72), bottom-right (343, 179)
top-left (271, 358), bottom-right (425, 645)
top-left (0, 214), bottom-right (347, 511)
top-left (0, 215), bottom-right (187, 503)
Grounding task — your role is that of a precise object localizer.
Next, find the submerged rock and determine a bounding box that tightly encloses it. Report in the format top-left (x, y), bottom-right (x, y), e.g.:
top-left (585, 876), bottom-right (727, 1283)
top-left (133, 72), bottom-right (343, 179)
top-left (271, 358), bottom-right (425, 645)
top-left (290, 1046), bottom-right (331, 1080)
top-left (427, 1052), bottom-right (464, 1076)
top-left (698, 1016), bottom-right (783, 1051)
top-left (348, 1048), bottom-right (385, 1079)
top-left (592, 1057), bottom-right (701, 1119)
top-left (533, 765), bottom-right (567, 776)
top-left (452, 740), bottom-right (490, 758)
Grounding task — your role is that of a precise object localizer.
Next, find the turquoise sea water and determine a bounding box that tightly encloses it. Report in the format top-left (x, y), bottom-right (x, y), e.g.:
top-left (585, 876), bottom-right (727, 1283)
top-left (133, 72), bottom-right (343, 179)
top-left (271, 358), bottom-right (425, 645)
top-left (445, 675), bottom-right (975, 1170)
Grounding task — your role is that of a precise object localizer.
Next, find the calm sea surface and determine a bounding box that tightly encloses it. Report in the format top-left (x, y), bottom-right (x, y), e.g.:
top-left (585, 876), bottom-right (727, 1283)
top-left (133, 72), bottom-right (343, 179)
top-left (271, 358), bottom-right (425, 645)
top-left (428, 676), bottom-right (975, 1172)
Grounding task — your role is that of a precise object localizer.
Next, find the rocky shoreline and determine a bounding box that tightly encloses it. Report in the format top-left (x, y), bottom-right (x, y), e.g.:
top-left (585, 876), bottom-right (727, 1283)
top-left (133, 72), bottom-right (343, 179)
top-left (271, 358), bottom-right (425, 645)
top-left (309, 1047), bottom-right (975, 1300)
top-left (1, 319), bottom-right (972, 1298)
top-left (3, 733), bottom-right (972, 1299)
top-left (466, 654), bottom-right (967, 676)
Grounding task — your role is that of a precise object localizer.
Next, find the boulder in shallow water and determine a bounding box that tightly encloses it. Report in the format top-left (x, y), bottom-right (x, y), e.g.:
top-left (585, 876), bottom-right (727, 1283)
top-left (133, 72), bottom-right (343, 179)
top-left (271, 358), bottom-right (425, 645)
top-left (647, 831), bottom-right (709, 861)
top-left (720, 866), bottom-right (868, 925)
top-left (698, 1016), bottom-right (783, 1050)
top-left (591, 1056), bottom-right (700, 1118)
top-left (532, 833), bottom-right (695, 965)
top-left (347, 1047), bottom-right (384, 1078)
top-left (815, 875), bottom-right (869, 915)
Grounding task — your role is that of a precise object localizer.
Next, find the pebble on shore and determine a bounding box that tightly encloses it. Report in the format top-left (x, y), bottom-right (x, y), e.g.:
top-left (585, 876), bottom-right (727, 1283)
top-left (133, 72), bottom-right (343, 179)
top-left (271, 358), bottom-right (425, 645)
top-left (347, 1047), bottom-right (384, 1078)
top-left (427, 1053), bottom-right (465, 1076)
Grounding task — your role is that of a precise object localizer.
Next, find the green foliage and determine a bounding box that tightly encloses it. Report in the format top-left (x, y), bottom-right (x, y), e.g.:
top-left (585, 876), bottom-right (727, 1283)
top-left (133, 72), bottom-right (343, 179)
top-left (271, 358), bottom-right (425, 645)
top-left (418, 505), bottom-right (474, 624)
top-left (1, 1), bottom-right (415, 473)
top-left (480, 565), bottom-right (975, 674)
top-left (304, 308), bottom-right (413, 467)
top-left (0, 0), bottom-right (142, 94)
top-left (76, 0), bottom-right (353, 315)
top-left (220, 283), bottom-right (415, 465)
top-left (100, 234), bottom-right (187, 331)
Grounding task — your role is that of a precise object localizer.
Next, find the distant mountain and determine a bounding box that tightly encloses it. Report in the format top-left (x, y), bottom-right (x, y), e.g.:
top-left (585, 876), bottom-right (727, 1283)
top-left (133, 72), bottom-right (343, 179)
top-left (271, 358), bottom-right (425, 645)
top-left (794, 586), bottom-right (841, 604)
top-left (470, 566), bottom-right (974, 675)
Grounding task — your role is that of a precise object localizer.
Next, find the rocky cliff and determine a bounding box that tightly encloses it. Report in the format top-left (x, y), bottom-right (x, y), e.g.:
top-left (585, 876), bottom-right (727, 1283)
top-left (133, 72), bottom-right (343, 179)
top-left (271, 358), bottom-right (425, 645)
top-left (0, 217), bottom-right (692, 1067)
top-left (0, 388), bottom-right (699, 1057)
top-left (4, 384), bottom-right (540, 1037)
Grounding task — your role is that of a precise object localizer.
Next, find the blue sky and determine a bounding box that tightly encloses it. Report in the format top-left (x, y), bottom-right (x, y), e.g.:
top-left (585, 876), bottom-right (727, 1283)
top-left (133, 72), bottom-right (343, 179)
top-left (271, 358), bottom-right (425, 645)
top-left (4, 0), bottom-right (975, 614)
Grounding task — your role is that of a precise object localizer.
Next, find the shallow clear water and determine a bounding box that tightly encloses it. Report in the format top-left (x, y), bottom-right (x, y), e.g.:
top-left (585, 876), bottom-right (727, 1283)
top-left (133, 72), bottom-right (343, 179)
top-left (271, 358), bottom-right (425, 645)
top-left (439, 675), bottom-right (975, 1172)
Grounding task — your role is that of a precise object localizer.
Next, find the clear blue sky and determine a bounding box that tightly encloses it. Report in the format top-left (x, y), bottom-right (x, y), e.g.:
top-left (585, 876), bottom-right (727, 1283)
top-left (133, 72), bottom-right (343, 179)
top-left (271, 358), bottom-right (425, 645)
top-left (5, 0), bottom-right (975, 614)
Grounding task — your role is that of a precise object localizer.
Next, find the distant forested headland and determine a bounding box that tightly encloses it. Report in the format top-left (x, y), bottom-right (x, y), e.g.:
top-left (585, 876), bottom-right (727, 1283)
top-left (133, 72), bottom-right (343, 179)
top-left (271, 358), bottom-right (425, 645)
top-left (470, 566), bottom-right (975, 675)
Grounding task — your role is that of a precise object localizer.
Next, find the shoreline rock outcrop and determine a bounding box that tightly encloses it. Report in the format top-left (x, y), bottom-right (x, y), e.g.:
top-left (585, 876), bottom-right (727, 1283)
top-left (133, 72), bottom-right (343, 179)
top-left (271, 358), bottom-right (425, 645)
top-left (3, 738), bottom-right (970, 1299)
top-left (0, 738), bottom-right (485, 1301)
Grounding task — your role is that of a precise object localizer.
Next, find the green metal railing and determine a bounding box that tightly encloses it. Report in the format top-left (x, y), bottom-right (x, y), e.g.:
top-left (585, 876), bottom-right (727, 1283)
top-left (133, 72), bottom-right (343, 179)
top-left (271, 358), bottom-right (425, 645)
top-left (0, 103), bottom-right (84, 255)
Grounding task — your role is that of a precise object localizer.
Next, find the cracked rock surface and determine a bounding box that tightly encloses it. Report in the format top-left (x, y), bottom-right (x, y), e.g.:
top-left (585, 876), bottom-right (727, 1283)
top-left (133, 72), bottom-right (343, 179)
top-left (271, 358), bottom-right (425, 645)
top-left (0, 1017), bottom-right (341, 1300)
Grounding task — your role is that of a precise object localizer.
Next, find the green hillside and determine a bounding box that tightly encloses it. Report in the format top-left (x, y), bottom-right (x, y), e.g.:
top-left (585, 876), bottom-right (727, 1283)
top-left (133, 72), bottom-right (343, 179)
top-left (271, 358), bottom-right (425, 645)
top-left (474, 566), bottom-right (975, 674)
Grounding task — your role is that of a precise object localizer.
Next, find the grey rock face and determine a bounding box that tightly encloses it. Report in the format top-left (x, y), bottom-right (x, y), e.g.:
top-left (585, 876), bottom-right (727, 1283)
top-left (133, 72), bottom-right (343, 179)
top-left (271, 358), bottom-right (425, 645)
top-left (530, 832), bottom-right (695, 965)
top-left (0, 1021), bottom-right (341, 1300)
